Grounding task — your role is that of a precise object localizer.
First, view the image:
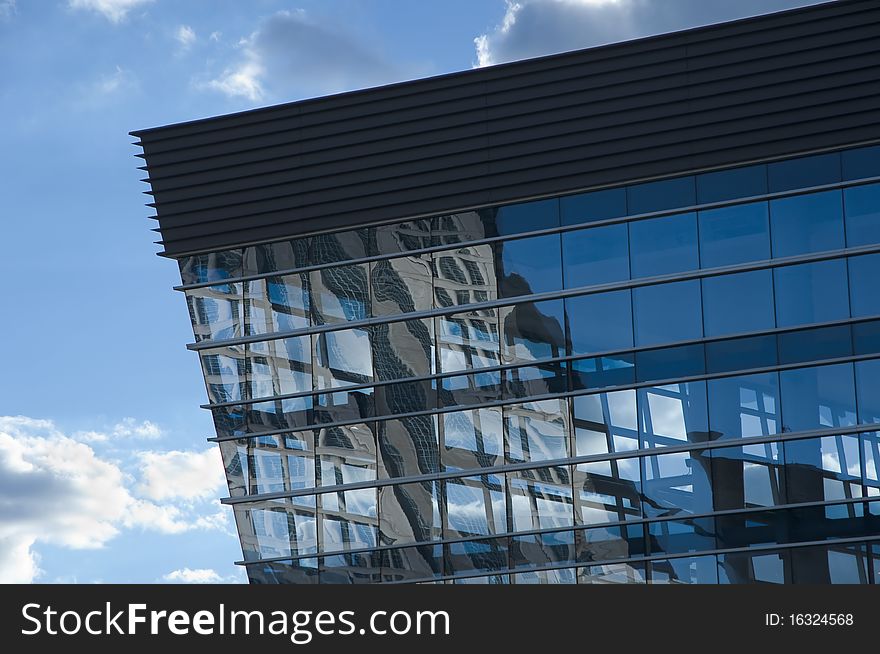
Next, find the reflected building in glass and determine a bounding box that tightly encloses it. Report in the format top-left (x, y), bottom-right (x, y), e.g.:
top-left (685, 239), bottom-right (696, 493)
top-left (134, 1), bottom-right (880, 584)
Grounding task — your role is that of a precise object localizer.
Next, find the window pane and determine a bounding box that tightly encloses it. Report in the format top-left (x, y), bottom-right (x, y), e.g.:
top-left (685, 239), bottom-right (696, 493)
top-left (633, 280), bottom-right (703, 346)
top-left (561, 187), bottom-right (627, 226)
top-left (308, 230), bottom-right (369, 266)
top-left (246, 275), bottom-right (309, 335)
top-left (381, 544), bottom-right (443, 583)
top-left (320, 488), bottom-right (378, 553)
top-left (697, 165), bottom-right (767, 204)
top-left (319, 552), bottom-right (382, 584)
top-left (791, 543), bottom-right (870, 584)
top-left (373, 219), bottom-right (432, 256)
top-left (638, 381), bottom-right (709, 447)
top-left (379, 481), bottom-right (442, 546)
top-left (569, 354), bottom-right (636, 390)
top-left (313, 328), bottom-right (373, 389)
top-left (641, 449), bottom-right (712, 517)
top-left (371, 317), bottom-right (434, 381)
top-left (248, 336), bottom-right (311, 399)
top-left (243, 239), bottom-right (305, 276)
top-left (650, 555), bottom-right (718, 584)
top-left (442, 407), bottom-right (504, 470)
top-left (186, 283), bottom-right (242, 342)
top-left (221, 433), bottom-right (315, 497)
top-left (433, 244), bottom-right (496, 308)
top-left (443, 475), bottom-right (507, 538)
top-left (705, 334), bottom-right (777, 374)
top-left (179, 250), bottom-right (241, 285)
top-left (509, 467), bottom-right (574, 531)
top-left (370, 256), bottom-right (432, 316)
top-left (857, 359), bottom-right (880, 425)
top-left (246, 397), bottom-right (313, 434)
top-left (437, 308), bottom-right (500, 373)
top-left (844, 183), bottom-right (880, 247)
top-left (578, 561), bottom-right (646, 584)
top-left (702, 270), bottom-right (775, 337)
top-left (501, 299), bottom-right (566, 364)
top-left (777, 324), bottom-right (852, 365)
top-left (698, 201), bottom-right (770, 268)
top-left (437, 370), bottom-right (501, 408)
top-left (708, 372), bottom-right (780, 440)
top-left (635, 344), bottom-right (705, 382)
top-left (843, 145), bottom-right (880, 181)
top-left (774, 259), bottom-right (849, 327)
top-left (309, 264), bottom-right (370, 325)
top-left (503, 361), bottom-right (567, 399)
top-left (627, 176), bottom-right (695, 215)
top-left (770, 190), bottom-right (844, 258)
top-left (780, 363), bottom-right (857, 433)
top-left (573, 389), bottom-right (638, 456)
top-left (711, 442), bottom-right (784, 510)
top-left (849, 254), bottom-right (880, 318)
top-left (494, 198), bottom-right (559, 236)
top-left (236, 498), bottom-right (318, 560)
top-left (562, 223), bottom-right (629, 287)
top-left (317, 423), bottom-right (377, 486)
top-left (767, 152), bottom-right (841, 192)
top-left (315, 387), bottom-right (374, 425)
top-left (573, 457), bottom-right (641, 525)
top-left (497, 233), bottom-right (563, 298)
top-left (378, 415), bottom-right (439, 478)
top-left (578, 524), bottom-right (646, 563)
top-left (432, 211), bottom-right (491, 247)
top-left (444, 538), bottom-right (508, 577)
top-left (863, 432), bottom-right (880, 496)
top-left (566, 290), bottom-right (633, 356)
top-left (200, 345), bottom-right (246, 404)
top-left (717, 550), bottom-right (789, 584)
top-left (504, 399), bottom-right (570, 464)
top-left (629, 213), bottom-right (699, 277)
top-left (647, 517), bottom-right (714, 556)
top-left (785, 435), bottom-right (862, 504)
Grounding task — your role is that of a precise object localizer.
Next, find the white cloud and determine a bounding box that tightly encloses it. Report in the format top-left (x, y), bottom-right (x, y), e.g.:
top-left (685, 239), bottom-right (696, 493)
top-left (68, 0), bottom-right (153, 23)
top-left (162, 568), bottom-right (225, 584)
top-left (202, 9), bottom-right (403, 102)
top-left (176, 24), bottom-right (196, 49)
top-left (0, 416), bottom-right (231, 583)
top-left (474, 0), bottom-right (826, 67)
top-left (94, 65), bottom-right (135, 95)
top-left (209, 31), bottom-right (222, 42)
top-left (76, 417), bottom-right (162, 442)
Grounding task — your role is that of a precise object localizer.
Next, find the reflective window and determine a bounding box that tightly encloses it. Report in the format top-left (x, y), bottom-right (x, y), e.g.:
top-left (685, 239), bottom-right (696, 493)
top-left (509, 467), bottom-right (575, 531)
top-left (629, 213), bottom-right (699, 277)
top-left (437, 370), bottom-right (501, 408)
top-left (320, 552), bottom-right (382, 584)
top-left (373, 219), bottom-right (432, 256)
top-left (248, 336), bottom-right (311, 399)
top-left (698, 202), bottom-right (770, 268)
top-left (843, 145), bottom-right (880, 181)
top-left (320, 487), bottom-right (378, 553)
top-left (697, 165), bottom-right (767, 204)
top-left (313, 328), bottom-right (373, 389)
top-left (200, 345), bottom-right (246, 404)
top-left (642, 449), bottom-right (712, 517)
top-left (633, 280), bottom-right (703, 346)
top-left (444, 538), bottom-right (508, 577)
top-left (569, 354), bottom-right (636, 391)
top-left (770, 190), bottom-right (844, 258)
top-left (432, 212), bottom-right (490, 247)
top-left (649, 555), bottom-right (718, 584)
top-left (863, 432), bottom-right (880, 496)
top-left (708, 372), bottom-right (780, 440)
top-left (378, 481), bottom-right (441, 546)
top-left (221, 433), bottom-right (315, 497)
top-left (791, 543), bottom-right (870, 584)
top-left (179, 250), bottom-right (241, 285)
top-left (510, 530), bottom-right (576, 573)
top-left (639, 381), bottom-right (709, 447)
top-left (578, 561), bottom-right (646, 584)
top-left (702, 270), bottom-right (775, 337)
top-left (780, 363), bottom-right (857, 433)
top-left (441, 408), bottom-right (504, 470)
top-left (647, 517), bottom-right (714, 556)
top-left (573, 456), bottom-right (641, 525)
top-left (316, 424), bottom-right (377, 487)
top-left (436, 308), bottom-right (500, 373)
top-left (561, 187), bottom-right (627, 226)
top-left (712, 442), bottom-right (784, 510)
top-left (513, 568), bottom-right (577, 584)
top-left (768, 152), bottom-right (841, 192)
top-left (849, 254), bottom-right (880, 319)
top-left (378, 416), bottom-right (439, 478)
top-left (370, 256), bottom-right (432, 316)
top-left (309, 263), bottom-right (370, 325)
top-left (247, 558), bottom-right (319, 585)
top-left (566, 290), bottom-right (633, 356)
top-left (246, 397), bottom-right (313, 434)
top-left (309, 230), bottom-right (369, 266)
top-left (773, 259), bottom-right (850, 327)
top-left (494, 198), bottom-right (559, 236)
top-left (186, 283), bottom-right (242, 342)
top-left (635, 344), bottom-right (705, 382)
top-left (857, 359), bottom-right (880, 425)
top-left (433, 244), bottom-right (496, 308)
top-left (777, 324), bottom-right (852, 365)
top-left (578, 524), bottom-right (645, 563)
top-left (705, 334), bottom-right (778, 374)
top-left (501, 299), bottom-right (566, 364)
top-left (497, 233), bottom-right (563, 298)
top-left (315, 387), bottom-right (374, 425)
top-left (236, 499), bottom-right (318, 560)
top-left (573, 389), bottom-right (638, 456)
top-left (246, 275), bottom-right (309, 335)
top-left (443, 474), bottom-right (507, 538)
top-left (785, 435), bottom-right (862, 504)
top-left (381, 544), bottom-right (443, 583)
top-left (505, 399), bottom-right (570, 464)
top-left (504, 361), bottom-right (566, 399)
top-left (844, 183), bottom-right (880, 247)
top-left (561, 223), bottom-right (629, 287)
top-left (371, 317), bottom-right (434, 382)
top-left (243, 239), bottom-right (305, 277)
top-left (627, 176), bottom-right (696, 215)
top-left (718, 550), bottom-right (789, 584)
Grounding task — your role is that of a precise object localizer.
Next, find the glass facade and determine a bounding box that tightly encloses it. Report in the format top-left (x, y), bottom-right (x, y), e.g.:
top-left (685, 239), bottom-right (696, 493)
top-left (180, 144), bottom-right (880, 584)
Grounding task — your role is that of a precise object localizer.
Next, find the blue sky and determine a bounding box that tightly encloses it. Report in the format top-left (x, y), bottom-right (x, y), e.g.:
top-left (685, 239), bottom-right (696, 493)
top-left (0, 0), bottom-right (826, 584)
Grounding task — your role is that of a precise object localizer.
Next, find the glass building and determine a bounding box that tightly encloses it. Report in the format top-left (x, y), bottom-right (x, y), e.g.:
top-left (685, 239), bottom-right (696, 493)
top-left (133, 1), bottom-right (880, 584)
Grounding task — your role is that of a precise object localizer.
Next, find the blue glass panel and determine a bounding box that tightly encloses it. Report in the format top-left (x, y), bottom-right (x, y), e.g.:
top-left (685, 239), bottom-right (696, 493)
top-left (707, 372), bottom-right (780, 441)
top-left (647, 518), bottom-right (714, 555)
top-left (444, 538), bottom-right (508, 576)
top-left (698, 202), bottom-right (770, 268)
top-left (641, 450), bottom-right (713, 518)
top-left (784, 435), bottom-right (862, 504)
top-left (649, 555), bottom-right (718, 584)
top-left (777, 324), bottom-right (852, 365)
top-left (577, 524), bottom-right (646, 562)
top-left (711, 441), bottom-right (784, 510)
top-left (629, 212), bottom-right (699, 277)
top-left (769, 190), bottom-right (845, 258)
top-left (791, 543), bottom-right (870, 584)
top-left (635, 344), bottom-right (705, 383)
top-left (767, 152), bottom-right (841, 192)
top-left (697, 165), bottom-right (768, 204)
top-left (179, 250), bottom-right (242, 285)
top-left (844, 183), bottom-right (880, 247)
top-left (774, 259), bottom-right (850, 327)
top-left (566, 290), bottom-right (633, 356)
top-left (561, 223), bottom-right (629, 287)
top-left (842, 145), bottom-right (880, 181)
top-left (638, 381), bottom-right (709, 447)
top-left (718, 550), bottom-right (789, 584)
top-left (849, 254), bottom-right (880, 319)
top-left (497, 233), bottom-right (563, 298)
top-left (702, 270), bottom-right (775, 337)
top-left (705, 334), bottom-right (778, 374)
top-left (854, 320), bottom-right (880, 356)
top-left (856, 358), bottom-right (880, 425)
top-left (633, 279), bottom-right (703, 346)
top-left (560, 187), bottom-right (627, 225)
top-left (569, 354), bottom-right (636, 390)
top-left (627, 176), bottom-right (696, 215)
top-left (501, 298), bottom-right (566, 364)
top-left (494, 198), bottom-right (559, 236)
top-left (574, 457), bottom-right (641, 524)
top-left (780, 363), bottom-right (857, 433)
top-left (573, 389), bottom-right (638, 456)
